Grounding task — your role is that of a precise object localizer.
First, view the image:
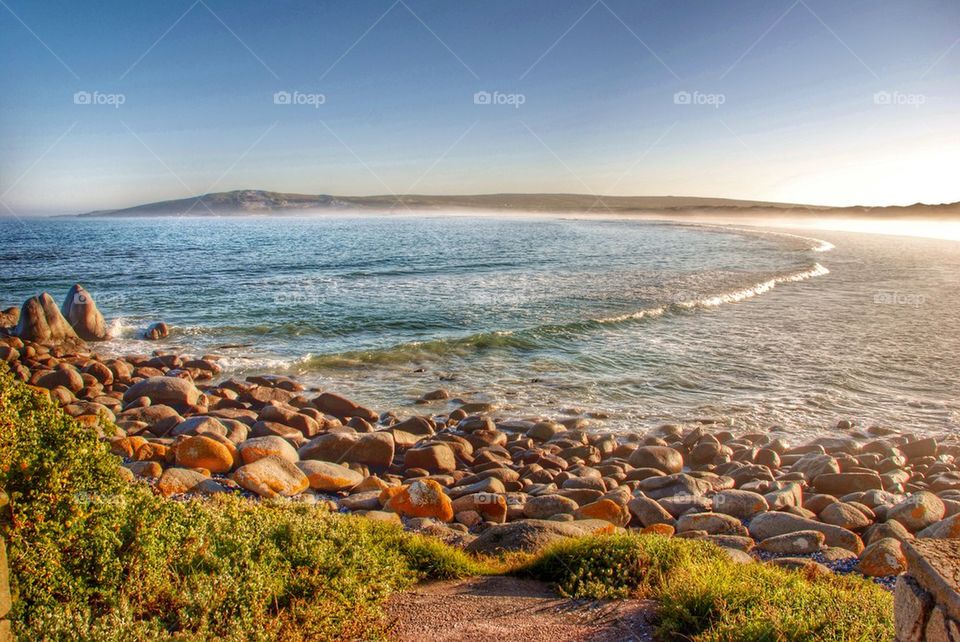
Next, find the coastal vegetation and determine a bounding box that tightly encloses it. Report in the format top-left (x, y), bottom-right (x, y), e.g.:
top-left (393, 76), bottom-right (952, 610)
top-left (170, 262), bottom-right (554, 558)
top-left (0, 367), bottom-right (893, 640)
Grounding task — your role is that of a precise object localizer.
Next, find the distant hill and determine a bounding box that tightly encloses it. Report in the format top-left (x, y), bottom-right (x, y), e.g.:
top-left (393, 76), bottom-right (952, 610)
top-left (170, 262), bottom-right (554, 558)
top-left (75, 189), bottom-right (960, 218)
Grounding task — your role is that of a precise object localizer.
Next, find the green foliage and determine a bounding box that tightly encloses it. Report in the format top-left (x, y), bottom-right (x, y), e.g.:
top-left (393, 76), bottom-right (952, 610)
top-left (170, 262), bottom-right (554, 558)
top-left (521, 533), bottom-right (894, 641)
top-left (0, 369), bottom-right (480, 641)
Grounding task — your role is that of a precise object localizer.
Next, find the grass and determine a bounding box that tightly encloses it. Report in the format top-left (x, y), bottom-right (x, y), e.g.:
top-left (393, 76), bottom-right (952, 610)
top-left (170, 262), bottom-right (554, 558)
top-left (0, 368), bottom-right (482, 641)
top-left (0, 366), bottom-right (894, 641)
top-left (519, 533), bottom-right (894, 641)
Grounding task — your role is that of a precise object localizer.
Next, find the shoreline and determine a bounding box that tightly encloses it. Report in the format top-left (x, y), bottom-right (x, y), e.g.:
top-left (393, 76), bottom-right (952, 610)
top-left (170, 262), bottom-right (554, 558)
top-left (3, 286), bottom-right (960, 590)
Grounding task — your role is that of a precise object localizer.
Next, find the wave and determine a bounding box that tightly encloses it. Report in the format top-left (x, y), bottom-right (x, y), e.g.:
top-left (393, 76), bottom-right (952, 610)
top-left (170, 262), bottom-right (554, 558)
top-left (681, 222), bottom-right (835, 254)
top-left (303, 262), bottom-right (831, 369)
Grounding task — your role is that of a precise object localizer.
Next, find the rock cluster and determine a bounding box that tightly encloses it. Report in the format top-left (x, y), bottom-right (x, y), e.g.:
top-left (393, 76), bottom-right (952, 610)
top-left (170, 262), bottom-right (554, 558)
top-left (3, 305), bottom-right (960, 579)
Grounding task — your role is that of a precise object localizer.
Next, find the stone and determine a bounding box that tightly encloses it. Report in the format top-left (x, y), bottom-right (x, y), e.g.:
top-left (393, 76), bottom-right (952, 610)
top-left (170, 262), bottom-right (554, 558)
top-left (573, 498), bottom-right (630, 526)
top-left (233, 455), bottom-right (310, 498)
top-left (404, 443), bottom-right (457, 473)
top-left (888, 491), bottom-right (946, 533)
top-left (641, 523), bottom-right (675, 537)
top-left (866, 519), bottom-right (915, 545)
top-left (894, 575), bottom-right (934, 642)
top-left (175, 435), bottom-right (234, 473)
top-left (627, 495), bottom-right (676, 527)
top-left (628, 446), bottom-right (683, 474)
top-left (156, 467), bottom-right (208, 497)
top-left (60, 284), bottom-right (108, 341)
top-left (523, 494), bottom-right (579, 519)
top-left (819, 502), bottom-right (872, 530)
top-left (792, 453), bottom-right (840, 480)
top-left (311, 392), bottom-right (378, 422)
top-left (298, 431), bottom-right (395, 468)
top-left (764, 482), bottom-right (803, 511)
top-left (465, 519), bottom-right (617, 555)
top-left (701, 534), bottom-right (755, 552)
top-left (144, 322), bottom-right (169, 340)
top-left (756, 530), bottom-right (826, 554)
top-left (768, 557), bottom-right (832, 576)
top-left (120, 405), bottom-right (184, 437)
top-left (919, 515), bottom-right (960, 540)
top-left (713, 489), bottom-right (769, 519)
top-left (0, 305), bottom-right (19, 328)
top-left (36, 366), bottom-right (84, 393)
top-left (123, 377), bottom-right (200, 407)
top-left (15, 293), bottom-right (82, 346)
top-left (902, 539), bottom-right (960, 622)
top-left (170, 416), bottom-right (228, 438)
top-left (749, 511), bottom-right (864, 554)
top-left (813, 472), bottom-right (883, 495)
top-left (677, 512), bottom-right (749, 537)
top-left (384, 479), bottom-right (454, 521)
top-left (926, 606), bottom-right (960, 642)
top-left (238, 436), bottom-right (299, 465)
top-left (857, 537), bottom-right (906, 577)
top-left (451, 493), bottom-right (508, 523)
top-left (297, 460), bottom-right (364, 492)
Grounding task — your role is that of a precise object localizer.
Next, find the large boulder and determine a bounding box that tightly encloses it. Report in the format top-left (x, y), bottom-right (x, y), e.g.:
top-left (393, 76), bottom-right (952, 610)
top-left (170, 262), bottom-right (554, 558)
top-left (123, 377), bottom-right (201, 407)
top-left (60, 284), bottom-right (108, 341)
top-left (628, 446), bottom-right (683, 474)
top-left (232, 455), bottom-right (309, 498)
top-left (383, 479), bottom-right (454, 521)
top-left (0, 306), bottom-right (20, 328)
top-left (887, 491), bottom-right (945, 533)
top-left (311, 392), bottom-right (378, 422)
top-left (15, 293), bottom-right (82, 346)
top-left (465, 519), bottom-right (618, 555)
top-left (174, 435), bottom-right (235, 473)
top-left (298, 431), bottom-right (394, 468)
top-left (749, 511), bottom-right (864, 553)
top-left (297, 460), bottom-right (364, 491)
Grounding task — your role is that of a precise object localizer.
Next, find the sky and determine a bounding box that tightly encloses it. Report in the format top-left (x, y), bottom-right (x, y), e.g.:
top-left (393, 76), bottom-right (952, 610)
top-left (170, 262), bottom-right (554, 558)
top-left (0, 0), bottom-right (958, 214)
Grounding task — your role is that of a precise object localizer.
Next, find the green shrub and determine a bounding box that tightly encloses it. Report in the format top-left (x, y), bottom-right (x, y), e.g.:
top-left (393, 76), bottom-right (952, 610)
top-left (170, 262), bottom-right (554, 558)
top-left (0, 369), bottom-right (480, 641)
top-left (521, 533), bottom-right (894, 641)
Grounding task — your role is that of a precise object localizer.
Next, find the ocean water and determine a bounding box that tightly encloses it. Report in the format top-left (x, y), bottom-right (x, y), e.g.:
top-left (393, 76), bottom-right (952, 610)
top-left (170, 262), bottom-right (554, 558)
top-left (2, 213), bottom-right (958, 441)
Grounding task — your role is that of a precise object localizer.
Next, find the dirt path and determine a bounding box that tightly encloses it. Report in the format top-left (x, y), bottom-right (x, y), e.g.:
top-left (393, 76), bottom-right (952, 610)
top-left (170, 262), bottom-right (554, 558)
top-left (384, 576), bottom-right (656, 642)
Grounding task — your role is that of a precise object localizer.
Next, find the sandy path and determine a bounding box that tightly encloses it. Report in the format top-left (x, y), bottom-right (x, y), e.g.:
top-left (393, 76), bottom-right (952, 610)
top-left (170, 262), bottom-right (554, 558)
top-left (384, 576), bottom-right (656, 642)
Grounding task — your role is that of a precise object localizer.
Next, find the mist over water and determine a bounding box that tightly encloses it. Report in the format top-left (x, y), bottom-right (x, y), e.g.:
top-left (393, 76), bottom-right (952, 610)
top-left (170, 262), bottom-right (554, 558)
top-left (2, 213), bottom-right (958, 441)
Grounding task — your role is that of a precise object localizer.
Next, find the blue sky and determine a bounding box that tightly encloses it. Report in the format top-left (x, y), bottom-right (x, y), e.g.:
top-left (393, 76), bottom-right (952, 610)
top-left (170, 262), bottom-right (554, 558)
top-left (1, 0), bottom-right (958, 213)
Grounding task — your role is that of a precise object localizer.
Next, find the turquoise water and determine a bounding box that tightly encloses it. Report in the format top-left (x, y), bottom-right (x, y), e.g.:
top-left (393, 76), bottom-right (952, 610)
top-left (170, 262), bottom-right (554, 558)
top-left (2, 214), bottom-right (958, 439)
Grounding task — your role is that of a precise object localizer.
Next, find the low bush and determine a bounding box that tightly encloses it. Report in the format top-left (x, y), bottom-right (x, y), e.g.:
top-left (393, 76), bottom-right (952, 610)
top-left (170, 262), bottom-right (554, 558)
top-left (521, 533), bottom-right (894, 641)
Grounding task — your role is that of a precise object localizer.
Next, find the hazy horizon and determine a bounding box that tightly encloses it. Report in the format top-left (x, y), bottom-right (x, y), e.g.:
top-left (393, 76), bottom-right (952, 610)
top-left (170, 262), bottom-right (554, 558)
top-left (2, 0), bottom-right (959, 215)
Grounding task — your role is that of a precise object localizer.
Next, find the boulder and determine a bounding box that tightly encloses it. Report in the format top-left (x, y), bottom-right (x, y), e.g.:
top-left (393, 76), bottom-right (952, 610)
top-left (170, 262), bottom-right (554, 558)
top-left (756, 530), bottom-right (825, 554)
top-left (298, 432), bottom-right (395, 468)
top-left (123, 377), bottom-right (201, 407)
top-left (0, 306), bottom-right (19, 328)
top-left (156, 467), bottom-right (208, 497)
top-left (238, 436), bottom-right (299, 465)
top-left (523, 494), bottom-right (579, 519)
top-left (573, 498), bottom-right (630, 526)
top-left (677, 512), bottom-right (749, 537)
top-left (887, 491), bottom-right (945, 532)
top-left (451, 492), bottom-right (508, 523)
top-left (60, 284), bottom-right (108, 341)
top-left (36, 366), bottom-right (84, 393)
top-left (856, 537), bottom-right (906, 577)
top-left (628, 446), bottom-right (683, 474)
top-left (174, 435), bottom-right (234, 473)
top-left (749, 511), bottom-right (864, 553)
top-left (713, 489), bottom-right (769, 519)
top-left (918, 514), bottom-right (960, 539)
top-left (465, 519), bottom-right (618, 555)
top-left (384, 479), bottom-right (454, 521)
top-left (15, 293), bottom-right (82, 346)
top-left (144, 322), bottom-right (169, 340)
top-left (404, 443), bottom-right (457, 473)
top-left (297, 460), bottom-right (364, 491)
top-left (233, 455), bottom-right (309, 498)
top-left (311, 392), bottom-right (378, 422)
top-left (812, 472), bottom-right (882, 495)
top-left (819, 502), bottom-right (872, 530)
top-left (627, 495), bottom-right (676, 527)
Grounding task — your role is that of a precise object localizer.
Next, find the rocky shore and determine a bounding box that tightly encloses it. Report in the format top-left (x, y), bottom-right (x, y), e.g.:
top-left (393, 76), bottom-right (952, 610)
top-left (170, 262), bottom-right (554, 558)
top-left (3, 285), bottom-right (960, 585)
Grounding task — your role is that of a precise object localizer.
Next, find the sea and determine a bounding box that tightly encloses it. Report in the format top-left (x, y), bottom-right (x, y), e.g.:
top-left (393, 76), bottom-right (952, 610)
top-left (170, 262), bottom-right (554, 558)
top-left (2, 212), bottom-right (958, 442)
